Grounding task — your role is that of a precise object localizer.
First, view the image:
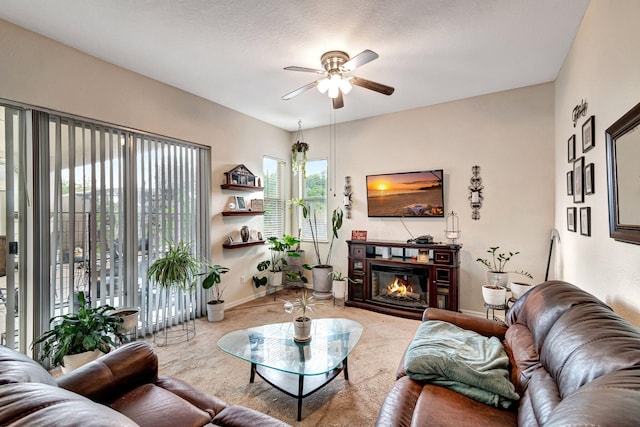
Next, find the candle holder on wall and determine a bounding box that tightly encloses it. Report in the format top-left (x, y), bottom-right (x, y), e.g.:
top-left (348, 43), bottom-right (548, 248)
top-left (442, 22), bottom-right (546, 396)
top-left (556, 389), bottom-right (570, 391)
top-left (343, 176), bottom-right (353, 218)
top-left (444, 211), bottom-right (461, 244)
top-left (468, 165), bottom-right (483, 220)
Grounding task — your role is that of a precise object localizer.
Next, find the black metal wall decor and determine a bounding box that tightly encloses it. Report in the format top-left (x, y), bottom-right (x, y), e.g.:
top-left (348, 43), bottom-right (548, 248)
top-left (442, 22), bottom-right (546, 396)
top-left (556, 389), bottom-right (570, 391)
top-left (468, 165), bottom-right (483, 220)
top-left (572, 99), bottom-right (588, 127)
top-left (343, 176), bottom-right (353, 218)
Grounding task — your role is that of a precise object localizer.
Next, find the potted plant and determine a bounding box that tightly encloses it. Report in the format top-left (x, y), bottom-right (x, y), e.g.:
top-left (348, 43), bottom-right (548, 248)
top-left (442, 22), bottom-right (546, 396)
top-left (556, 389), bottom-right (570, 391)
top-left (294, 200), bottom-right (344, 300)
top-left (253, 235), bottom-right (300, 288)
top-left (476, 246), bottom-right (533, 305)
top-left (147, 240), bottom-right (200, 292)
top-left (329, 271), bottom-right (355, 303)
top-left (291, 130), bottom-right (309, 177)
top-left (200, 262), bottom-right (230, 322)
top-left (283, 289), bottom-right (316, 342)
top-left (31, 291), bottom-right (125, 373)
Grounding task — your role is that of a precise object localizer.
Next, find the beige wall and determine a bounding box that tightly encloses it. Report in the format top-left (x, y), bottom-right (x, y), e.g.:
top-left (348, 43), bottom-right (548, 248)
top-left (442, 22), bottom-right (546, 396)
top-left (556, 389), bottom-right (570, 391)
top-left (554, 0), bottom-right (640, 326)
top-left (301, 83), bottom-right (555, 314)
top-left (0, 19), bottom-right (290, 307)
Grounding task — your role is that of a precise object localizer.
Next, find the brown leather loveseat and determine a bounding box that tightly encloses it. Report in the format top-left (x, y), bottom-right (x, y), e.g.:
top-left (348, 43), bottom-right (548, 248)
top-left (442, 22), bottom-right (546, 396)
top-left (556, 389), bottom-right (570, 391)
top-left (0, 341), bottom-right (291, 426)
top-left (376, 281), bottom-right (640, 426)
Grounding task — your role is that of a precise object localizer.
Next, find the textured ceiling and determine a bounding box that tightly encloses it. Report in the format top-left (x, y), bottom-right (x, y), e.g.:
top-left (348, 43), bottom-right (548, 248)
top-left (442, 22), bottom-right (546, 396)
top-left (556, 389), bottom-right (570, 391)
top-left (0, 1), bottom-right (589, 131)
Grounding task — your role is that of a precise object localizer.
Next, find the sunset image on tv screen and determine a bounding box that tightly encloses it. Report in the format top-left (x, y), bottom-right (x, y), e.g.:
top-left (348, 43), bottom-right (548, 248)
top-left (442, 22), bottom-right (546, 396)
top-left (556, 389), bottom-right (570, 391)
top-left (366, 170), bottom-right (444, 217)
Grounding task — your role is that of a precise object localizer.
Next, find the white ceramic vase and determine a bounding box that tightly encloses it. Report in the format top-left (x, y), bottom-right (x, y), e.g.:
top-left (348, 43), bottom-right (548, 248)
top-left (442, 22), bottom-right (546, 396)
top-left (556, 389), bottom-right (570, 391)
top-left (207, 301), bottom-right (225, 322)
top-left (312, 265), bottom-right (334, 300)
top-left (269, 271), bottom-right (283, 287)
top-left (486, 271), bottom-right (509, 287)
top-left (482, 285), bottom-right (507, 306)
top-left (62, 349), bottom-right (104, 374)
top-left (510, 282), bottom-right (533, 300)
top-left (293, 316), bottom-right (312, 342)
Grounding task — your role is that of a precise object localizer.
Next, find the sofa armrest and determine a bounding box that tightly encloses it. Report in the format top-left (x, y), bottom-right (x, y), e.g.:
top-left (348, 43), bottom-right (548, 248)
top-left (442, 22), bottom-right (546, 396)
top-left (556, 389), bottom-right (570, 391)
top-left (57, 341), bottom-right (158, 403)
top-left (423, 308), bottom-right (508, 340)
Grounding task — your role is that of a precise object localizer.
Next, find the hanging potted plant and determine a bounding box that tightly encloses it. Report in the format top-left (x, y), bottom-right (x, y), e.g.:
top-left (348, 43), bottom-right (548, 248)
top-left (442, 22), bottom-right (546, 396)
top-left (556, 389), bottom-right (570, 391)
top-left (31, 291), bottom-right (125, 373)
top-left (200, 262), bottom-right (230, 322)
top-left (292, 120), bottom-right (309, 177)
top-left (476, 246), bottom-right (532, 305)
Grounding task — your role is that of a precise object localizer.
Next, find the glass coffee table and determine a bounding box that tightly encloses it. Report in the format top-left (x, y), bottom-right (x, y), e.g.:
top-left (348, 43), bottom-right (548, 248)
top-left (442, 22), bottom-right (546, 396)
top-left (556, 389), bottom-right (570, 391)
top-left (217, 318), bottom-right (363, 421)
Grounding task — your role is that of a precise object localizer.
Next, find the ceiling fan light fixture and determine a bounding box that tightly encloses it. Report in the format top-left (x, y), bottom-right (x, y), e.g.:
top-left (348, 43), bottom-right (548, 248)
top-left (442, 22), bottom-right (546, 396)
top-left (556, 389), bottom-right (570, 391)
top-left (339, 78), bottom-right (352, 94)
top-left (317, 78), bottom-right (330, 94)
top-left (328, 85), bottom-right (340, 99)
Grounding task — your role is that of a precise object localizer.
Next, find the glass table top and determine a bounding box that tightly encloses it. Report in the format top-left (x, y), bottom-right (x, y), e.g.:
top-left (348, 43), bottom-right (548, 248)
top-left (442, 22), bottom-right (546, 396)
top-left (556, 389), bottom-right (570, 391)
top-left (217, 318), bottom-right (363, 376)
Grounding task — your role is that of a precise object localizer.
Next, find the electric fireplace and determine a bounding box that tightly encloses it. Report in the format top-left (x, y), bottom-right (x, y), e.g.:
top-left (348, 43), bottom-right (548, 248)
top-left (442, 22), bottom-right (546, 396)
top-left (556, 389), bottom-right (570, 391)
top-left (370, 262), bottom-right (428, 309)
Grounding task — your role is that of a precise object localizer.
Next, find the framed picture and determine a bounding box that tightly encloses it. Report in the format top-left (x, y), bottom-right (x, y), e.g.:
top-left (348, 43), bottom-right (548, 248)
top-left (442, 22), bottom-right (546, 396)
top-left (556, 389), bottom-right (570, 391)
top-left (567, 135), bottom-right (576, 162)
top-left (250, 199), bottom-right (263, 212)
top-left (585, 163), bottom-right (594, 195)
top-left (234, 196), bottom-right (246, 210)
top-left (573, 156), bottom-right (584, 203)
top-left (566, 171), bottom-right (574, 195)
top-left (567, 207), bottom-right (576, 232)
top-left (580, 207), bottom-right (591, 236)
top-left (582, 115), bottom-right (595, 153)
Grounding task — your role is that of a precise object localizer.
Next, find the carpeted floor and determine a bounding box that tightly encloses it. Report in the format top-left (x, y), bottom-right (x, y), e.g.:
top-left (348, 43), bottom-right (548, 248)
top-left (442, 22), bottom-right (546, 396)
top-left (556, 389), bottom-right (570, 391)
top-left (144, 291), bottom-right (421, 426)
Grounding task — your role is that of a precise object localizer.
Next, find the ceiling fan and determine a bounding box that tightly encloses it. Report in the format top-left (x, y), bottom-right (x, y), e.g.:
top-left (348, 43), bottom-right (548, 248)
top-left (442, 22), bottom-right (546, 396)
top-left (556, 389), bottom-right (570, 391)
top-left (282, 49), bottom-right (395, 109)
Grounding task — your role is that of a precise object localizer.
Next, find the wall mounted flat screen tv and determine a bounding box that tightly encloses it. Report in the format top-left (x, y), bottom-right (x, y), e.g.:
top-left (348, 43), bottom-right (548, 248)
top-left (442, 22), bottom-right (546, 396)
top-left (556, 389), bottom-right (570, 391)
top-left (366, 169), bottom-right (444, 217)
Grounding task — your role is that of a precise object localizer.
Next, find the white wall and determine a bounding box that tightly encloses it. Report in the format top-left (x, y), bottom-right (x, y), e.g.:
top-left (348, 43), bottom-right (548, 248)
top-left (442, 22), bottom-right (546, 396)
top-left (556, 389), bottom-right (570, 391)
top-left (554, 0), bottom-right (640, 326)
top-left (301, 83), bottom-right (555, 314)
top-left (0, 19), bottom-right (290, 307)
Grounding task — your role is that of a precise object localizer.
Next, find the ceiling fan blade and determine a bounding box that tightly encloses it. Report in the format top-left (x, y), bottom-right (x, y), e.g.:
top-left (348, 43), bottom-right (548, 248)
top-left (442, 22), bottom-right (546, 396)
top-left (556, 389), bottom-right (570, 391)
top-left (282, 81), bottom-right (319, 100)
top-left (341, 49), bottom-right (379, 72)
top-left (351, 77), bottom-right (395, 95)
top-left (332, 91), bottom-right (344, 109)
top-left (284, 66), bottom-right (326, 75)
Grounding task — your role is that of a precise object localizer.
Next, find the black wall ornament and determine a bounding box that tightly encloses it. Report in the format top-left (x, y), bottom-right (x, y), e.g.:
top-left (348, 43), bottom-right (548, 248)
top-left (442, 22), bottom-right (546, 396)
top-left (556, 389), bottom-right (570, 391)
top-left (572, 99), bottom-right (588, 128)
top-left (468, 165), bottom-right (483, 220)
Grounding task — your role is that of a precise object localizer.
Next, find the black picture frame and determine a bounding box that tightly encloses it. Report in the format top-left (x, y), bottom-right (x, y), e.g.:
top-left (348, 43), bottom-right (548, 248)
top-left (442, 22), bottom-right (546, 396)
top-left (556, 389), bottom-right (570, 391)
top-left (567, 171), bottom-right (574, 195)
top-left (567, 207), bottom-right (576, 232)
top-left (582, 115), bottom-right (595, 153)
top-left (573, 156), bottom-right (584, 203)
top-left (585, 163), bottom-right (594, 195)
top-left (568, 134), bottom-right (576, 162)
top-left (580, 207), bottom-right (591, 236)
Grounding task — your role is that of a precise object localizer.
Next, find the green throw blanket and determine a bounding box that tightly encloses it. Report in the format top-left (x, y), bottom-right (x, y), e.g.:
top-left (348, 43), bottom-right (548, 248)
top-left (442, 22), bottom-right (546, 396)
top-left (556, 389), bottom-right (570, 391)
top-left (404, 320), bottom-right (519, 409)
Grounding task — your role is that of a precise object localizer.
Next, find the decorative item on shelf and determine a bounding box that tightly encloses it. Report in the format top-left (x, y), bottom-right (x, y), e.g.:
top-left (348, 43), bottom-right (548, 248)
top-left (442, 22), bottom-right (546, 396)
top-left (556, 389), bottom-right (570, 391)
top-left (468, 165), bottom-right (483, 220)
top-left (250, 199), bottom-right (263, 212)
top-left (351, 230), bottom-right (367, 241)
top-left (240, 225), bottom-right (250, 242)
top-left (444, 210), bottom-right (461, 244)
top-left (234, 196), bottom-right (247, 210)
top-left (284, 289), bottom-right (316, 342)
top-left (228, 202), bottom-right (236, 211)
top-left (343, 176), bottom-right (353, 218)
top-left (292, 120), bottom-right (309, 177)
top-left (222, 164), bottom-right (259, 188)
top-left (226, 235), bottom-right (233, 244)
top-left (417, 249), bottom-right (429, 262)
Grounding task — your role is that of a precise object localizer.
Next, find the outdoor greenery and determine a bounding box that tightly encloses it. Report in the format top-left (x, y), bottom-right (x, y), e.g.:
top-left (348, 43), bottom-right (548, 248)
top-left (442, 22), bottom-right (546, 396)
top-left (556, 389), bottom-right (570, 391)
top-left (291, 199), bottom-right (343, 267)
top-left (476, 246), bottom-right (533, 279)
top-left (31, 292), bottom-right (125, 367)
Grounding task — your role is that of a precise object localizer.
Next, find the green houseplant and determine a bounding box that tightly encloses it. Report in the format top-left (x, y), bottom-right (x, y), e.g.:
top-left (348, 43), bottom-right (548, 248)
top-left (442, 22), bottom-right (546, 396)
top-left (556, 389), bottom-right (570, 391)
top-left (330, 271), bottom-right (355, 304)
top-left (31, 291), bottom-right (125, 371)
top-left (284, 289), bottom-right (316, 342)
top-left (253, 235), bottom-right (300, 288)
top-left (476, 246), bottom-right (533, 306)
top-left (200, 262), bottom-right (230, 322)
top-left (147, 240), bottom-right (200, 291)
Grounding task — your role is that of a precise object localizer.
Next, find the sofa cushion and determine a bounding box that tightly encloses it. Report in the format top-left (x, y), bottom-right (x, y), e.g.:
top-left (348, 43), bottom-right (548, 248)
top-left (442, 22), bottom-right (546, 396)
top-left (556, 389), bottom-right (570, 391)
top-left (0, 382), bottom-right (138, 426)
top-left (404, 320), bottom-right (519, 408)
top-left (111, 383), bottom-right (213, 427)
top-left (0, 345), bottom-right (58, 386)
top-left (503, 323), bottom-right (539, 394)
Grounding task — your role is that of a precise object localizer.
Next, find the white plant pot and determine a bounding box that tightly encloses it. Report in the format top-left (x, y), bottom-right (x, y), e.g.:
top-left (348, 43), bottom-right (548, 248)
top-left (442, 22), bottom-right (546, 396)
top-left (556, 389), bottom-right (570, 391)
top-left (487, 271), bottom-right (509, 288)
top-left (269, 271), bottom-right (283, 287)
top-left (312, 265), bottom-right (333, 300)
top-left (482, 285), bottom-right (507, 306)
top-left (510, 282), bottom-right (533, 300)
top-left (333, 280), bottom-right (347, 300)
top-left (110, 308), bottom-right (139, 334)
top-left (207, 301), bottom-right (225, 322)
top-left (62, 349), bottom-right (104, 374)
top-left (293, 316), bottom-right (312, 342)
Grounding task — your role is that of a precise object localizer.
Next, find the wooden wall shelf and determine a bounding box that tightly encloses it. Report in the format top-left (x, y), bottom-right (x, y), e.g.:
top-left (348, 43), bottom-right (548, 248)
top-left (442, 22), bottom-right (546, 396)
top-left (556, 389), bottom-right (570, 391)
top-left (220, 184), bottom-right (263, 192)
top-left (222, 240), bottom-right (265, 249)
top-left (221, 210), bottom-right (264, 217)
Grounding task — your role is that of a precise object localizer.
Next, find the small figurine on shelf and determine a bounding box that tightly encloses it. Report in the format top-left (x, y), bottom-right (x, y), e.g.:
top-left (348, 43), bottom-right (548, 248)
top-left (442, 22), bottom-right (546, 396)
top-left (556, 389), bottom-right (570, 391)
top-left (226, 236), bottom-right (233, 245)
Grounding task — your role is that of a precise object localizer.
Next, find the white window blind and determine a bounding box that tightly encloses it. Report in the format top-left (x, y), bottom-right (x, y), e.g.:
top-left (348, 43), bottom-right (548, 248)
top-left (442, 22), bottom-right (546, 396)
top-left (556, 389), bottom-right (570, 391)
top-left (301, 159), bottom-right (328, 242)
top-left (263, 157), bottom-right (285, 238)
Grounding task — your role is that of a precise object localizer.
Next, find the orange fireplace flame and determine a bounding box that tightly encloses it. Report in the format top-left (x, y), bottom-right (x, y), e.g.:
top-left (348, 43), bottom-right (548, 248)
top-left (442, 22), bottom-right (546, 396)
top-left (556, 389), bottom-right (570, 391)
top-left (387, 278), bottom-right (413, 297)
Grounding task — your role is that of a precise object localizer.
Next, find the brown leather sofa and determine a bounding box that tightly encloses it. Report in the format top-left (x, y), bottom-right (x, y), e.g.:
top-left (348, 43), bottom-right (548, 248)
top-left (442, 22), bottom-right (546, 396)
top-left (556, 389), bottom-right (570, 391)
top-left (0, 340), bottom-right (291, 427)
top-left (376, 281), bottom-right (640, 426)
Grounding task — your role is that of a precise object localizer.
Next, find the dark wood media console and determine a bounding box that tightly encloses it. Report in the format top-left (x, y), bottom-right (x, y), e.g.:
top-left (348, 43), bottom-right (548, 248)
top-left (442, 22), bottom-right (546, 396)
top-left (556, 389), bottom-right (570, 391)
top-left (346, 240), bottom-right (460, 320)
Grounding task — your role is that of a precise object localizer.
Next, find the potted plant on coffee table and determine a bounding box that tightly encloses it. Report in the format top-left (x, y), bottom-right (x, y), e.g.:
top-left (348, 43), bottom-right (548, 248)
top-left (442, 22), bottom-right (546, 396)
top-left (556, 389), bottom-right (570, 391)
top-left (31, 291), bottom-right (125, 373)
top-left (291, 199), bottom-right (344, 300)
top-left (200, 262), bottom-right (230, 322)
top-left (476, 246), bottom-right (533, 306)
top-left (284, 289), bottom-right (316, 342)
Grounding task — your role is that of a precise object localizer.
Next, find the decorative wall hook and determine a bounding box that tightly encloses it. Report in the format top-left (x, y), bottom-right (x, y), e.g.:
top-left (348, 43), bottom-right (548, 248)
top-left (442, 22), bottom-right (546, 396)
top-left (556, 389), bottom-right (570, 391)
top-left (343, 176), bottom-right (353, 218)
top-left (468, 165), bottom-right (483, 220)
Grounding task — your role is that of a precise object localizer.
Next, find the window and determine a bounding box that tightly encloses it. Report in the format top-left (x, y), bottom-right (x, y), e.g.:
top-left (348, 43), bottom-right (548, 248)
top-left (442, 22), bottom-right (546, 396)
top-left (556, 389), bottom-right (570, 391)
top-left (301, 159), bottom-right (328, 241)
top-left (263, 157), bottom-right (285, 238)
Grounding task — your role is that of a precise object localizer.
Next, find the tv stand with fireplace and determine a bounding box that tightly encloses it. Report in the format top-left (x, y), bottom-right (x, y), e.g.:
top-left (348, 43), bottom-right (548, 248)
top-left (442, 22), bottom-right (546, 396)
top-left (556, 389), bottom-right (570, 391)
top-left (346, 240), bottom-right (459, 319)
